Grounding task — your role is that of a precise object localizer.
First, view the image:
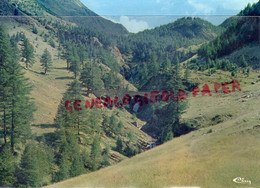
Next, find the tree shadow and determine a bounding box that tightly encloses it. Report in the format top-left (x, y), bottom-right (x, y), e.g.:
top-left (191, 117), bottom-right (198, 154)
top-left (53, 67), bottom-right (68, 70)
top-left (29, 69), bottom-right (43, 75)
top-left (32, 123), bottom-right (57, 129)
top-left (55, 76), bottom-right (74, 80)
top-left (35, 132), bottom-right (58, 146)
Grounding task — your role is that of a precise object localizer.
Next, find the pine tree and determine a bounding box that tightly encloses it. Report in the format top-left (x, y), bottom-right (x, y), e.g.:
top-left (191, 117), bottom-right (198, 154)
top-left (40, 48), bottom-right (52, 74)
top-left (78, 45), bottom-right (87, 67)
top-left (70, 154), bottom-right (84, 177)
top-left (103, 70), bottom-right (121, 90)
top-left (116, 137), bottom-right (123, 153)
top-left (184, 64), bottom-right (190, 82)
top-left (110, 114), bottom-right (118, 134)
top-left (90, 136), bottom-right (102, 171)
top-left (124, 143), bottom-right (136, 157)
top-left (164, 57), bottom-right (187, 137)
top-left (0, 25), bottom-right (13, 146)
top-left (55, 79), bottom-right (86, 141)
top-left (161, 55), bottom-right (171, 70)
top-left (55, 135), bottom-right (72, 181)
top-left (102, 144), bottom-right (110, 167)
top-left (19, 143), bottom-right (50, 187)
top-left (22, 38), bottom-right (35, 69)
top-left (0, 25), bottom-right (34, 152)
top-left (69, 47), bottom-right (81, 79)
top-left (80, 62), bottom-right (104, 96)
top-left (0, 145), bottom-right (17, 186)
top-left (69, 134), bottom-right (84, 177)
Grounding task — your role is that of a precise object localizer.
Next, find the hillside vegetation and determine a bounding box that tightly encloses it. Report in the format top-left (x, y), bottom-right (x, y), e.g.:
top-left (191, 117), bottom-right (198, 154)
top-left (46, 71), bottom-right (260, 188)
top-left (0, 0), bottom-right (259, 187)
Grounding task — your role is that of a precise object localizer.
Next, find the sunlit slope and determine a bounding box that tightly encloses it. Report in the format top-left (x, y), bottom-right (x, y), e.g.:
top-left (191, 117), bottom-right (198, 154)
top-left (47, 73), bottom-right (260, 188)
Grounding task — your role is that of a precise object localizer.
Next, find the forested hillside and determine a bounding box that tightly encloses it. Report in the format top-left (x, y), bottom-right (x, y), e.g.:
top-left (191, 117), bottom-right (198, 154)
top-left (117, 17), bottom-right (222, 88)
top-left (0, 0), bottom-right (259, 187)
top-left (198, 1), bottom-right (260, 69)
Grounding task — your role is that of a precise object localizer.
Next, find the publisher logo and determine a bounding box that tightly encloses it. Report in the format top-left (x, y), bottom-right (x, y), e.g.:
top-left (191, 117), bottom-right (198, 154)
top-left (233, 177), bottom-right (252, 184)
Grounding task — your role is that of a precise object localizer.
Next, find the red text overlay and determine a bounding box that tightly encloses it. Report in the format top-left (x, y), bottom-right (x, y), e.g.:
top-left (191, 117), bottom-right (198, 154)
top-left (65, 80), bottom-right (242, 113)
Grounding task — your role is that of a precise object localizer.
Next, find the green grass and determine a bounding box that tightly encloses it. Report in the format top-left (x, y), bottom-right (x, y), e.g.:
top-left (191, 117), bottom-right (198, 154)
top-left (46, 71), bottom-right (260, 188)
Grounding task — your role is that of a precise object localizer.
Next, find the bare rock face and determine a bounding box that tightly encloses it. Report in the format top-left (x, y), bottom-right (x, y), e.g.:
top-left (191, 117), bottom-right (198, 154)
top-left (92, 37), bottom-right (103, 47)
top-left (110, 46), bottom-right (125, 67)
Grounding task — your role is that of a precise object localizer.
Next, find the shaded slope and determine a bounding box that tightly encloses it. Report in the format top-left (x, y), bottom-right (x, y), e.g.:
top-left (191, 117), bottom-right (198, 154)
top-left (198, 1), bottom-right (260, 67)
top-left (35, 0), bottom-right (128, 35)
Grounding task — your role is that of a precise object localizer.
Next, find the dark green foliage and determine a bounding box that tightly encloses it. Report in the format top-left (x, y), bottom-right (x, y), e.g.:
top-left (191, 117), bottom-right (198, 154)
top-left (102, 144), bottom-right (110, 167)
top-left (54, 130), bottom-right (84, 181)
top-left (55, 79), bottom-right (88, 140)
top-left (49, 38), bottom-right (56, 48)
top-left (190, 58), bottom-right (240, 73)
top-left (124, 143), bottom-right (136, 157)
top-left (103, 115), bottom-right (123, 137)
top-left (116, 137), bottom-right (124, 153)
top-left (70, 150), bottom-right (84, 177)
top-left (32, 25), bottom-right (38, 34)
top-left (40, 48), bottom-right (52, 74)
top-left (80, 62), bottom-right (104, 95)
top-left (55, 139), bottom-right (71, 181)
top-left (35, 0), bottom-right (128, 35)
top-left (117, 121), bottom-right (123, 133)
top-left (247, 67), bottom-right (250, 77)
top-left (240, 55), bottom-right (248, 67)
top-left (163, 58), bottom-right (188, 138)
top-left (65, 46), bottom-right (81, 78)
top-left (117, 17), bottom-right (221, 88)
top-left (160, 125), bottom-right (174, 143)
top-left (90, 136), bottom-right (102, 171)
top-left (198, 1), bottom-right (260, 67)
top-left (19, 143), bottom-right (50, 187)
top-left (22, 38), bottom-right (35, 69)
top-left (0, 146), bottom-right (17, 186)
top-left (0, 25), bottom-right (34, 152)
top-left (103, 70), bottom-right (121, 90)
top-left (184, 64), bottom-right (191, 82)
top-left (110, 115), bottom-right (118, 132)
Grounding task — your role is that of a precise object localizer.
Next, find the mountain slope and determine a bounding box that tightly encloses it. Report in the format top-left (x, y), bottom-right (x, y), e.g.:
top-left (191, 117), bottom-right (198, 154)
top-left (198, 0), bottom-right (260, 68)
top-left (117, 17), bottom-right (222, 89)
top-left (5, 0), bottom-right (128, 35)
top-left (46, 71), bottom-right (260, 188)
top-left (35, 0), bottom-right (128, 35)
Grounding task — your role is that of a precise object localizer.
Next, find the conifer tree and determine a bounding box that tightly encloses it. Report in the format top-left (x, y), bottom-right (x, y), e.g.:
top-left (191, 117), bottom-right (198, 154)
top-left (116, 137), bottom-right (124, 153)
top-left (69, 47), bottom-right (81, 79)
top-left (103, 70), bottom-right (121, 90)
top-left (0, 146), bottom-right (17, 186)
top-left (163, 57), bottom-right (187, 138)
top-left (0, 25), bottom-right (34, 152)
top-left (184, 64), bottom-right (190, 82)
top-left (124, 143), bottom-right (136, 157)
top-left (80, 62), bottom-right (104, 96)
top-left (102, 144), bottom-right (110, 167)
top-left (19, 143), bottom-right (50, 187)
top-left (90, 136), bottom-right (102, 171)
top-left (40, 48), bottom-right (52, 74)
top-left (55, 134), bottom-right (72, 181)
top-left (22, 38), bottom-right (35, 69)
top-left (55, 79), bottom-right (86, 141)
